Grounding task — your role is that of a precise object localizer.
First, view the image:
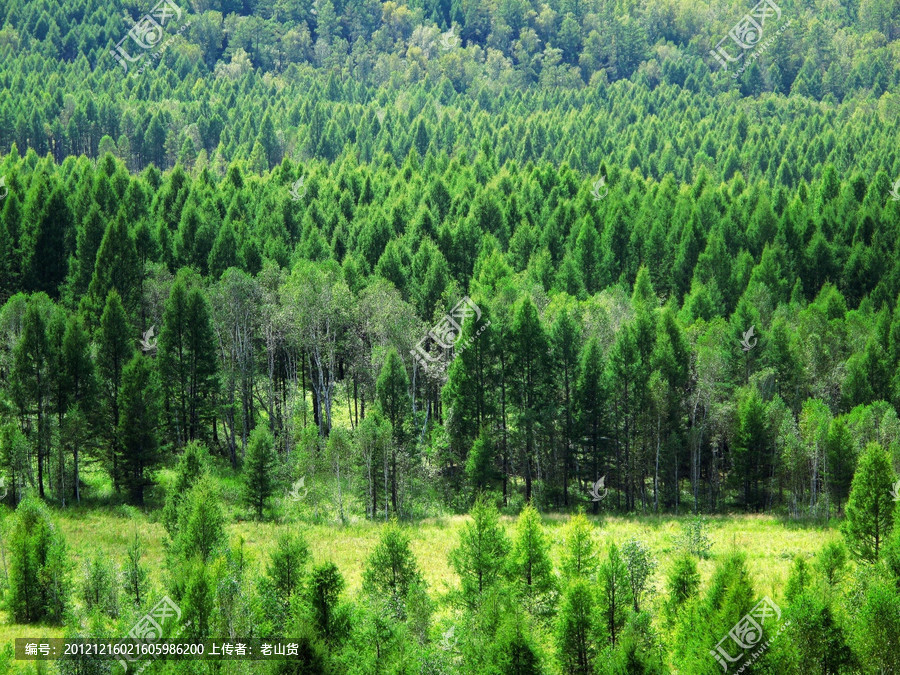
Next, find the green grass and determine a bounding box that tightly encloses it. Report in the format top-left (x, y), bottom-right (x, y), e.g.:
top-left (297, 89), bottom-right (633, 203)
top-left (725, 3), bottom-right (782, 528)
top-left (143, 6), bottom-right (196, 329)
top-left (46, 509), bottom-right (840, 601)
top-left (0, 503), bottom-right (845, 673)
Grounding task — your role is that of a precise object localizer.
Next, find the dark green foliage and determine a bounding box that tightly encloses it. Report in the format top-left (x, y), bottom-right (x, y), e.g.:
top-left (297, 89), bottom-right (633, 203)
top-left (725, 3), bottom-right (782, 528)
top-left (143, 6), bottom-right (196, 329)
top-left (7, 497), bottom-right (69, 624)
top-left (466, 428), bottom-right (499, 496)
top-left (118, 353), bottom-right (162, 505)
top-left (10, 299), bottom-right (51, 497)
top-left (782, 592), bottom-right (854, 675)
top-left (376, 348), bottom-right (411, 515)
top-left (243, 425), bottom-right (277, 519)
top-left (158, 272), bottom-right (219, 447)
top-left (0, 423), bottom-right (28, 505)
top-left (306, 561), bottom-right (347, 645)
top-left (2, 8), bottom-right (900, 669)
top-left (96, 290), bottom-right (132, 493)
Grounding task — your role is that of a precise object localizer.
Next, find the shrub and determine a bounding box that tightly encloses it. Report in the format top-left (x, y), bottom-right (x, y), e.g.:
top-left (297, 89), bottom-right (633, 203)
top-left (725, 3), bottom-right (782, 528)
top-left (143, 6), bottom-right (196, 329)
top-left (559, 513), bottom-right (598, 583)
top-left (841, 442), bottom-right (895, 562)
top-left (814, 540), bottom-right (847, 587)
top-left (305, 561), bottom-right (347, 645)
top-left (268, 531), bottom-right (311, 604)
top-left (621, 537), bottom-right (657, 613)
top-left (363, 519), bottom-right (423, 620)
top-left (663, 552), bottom-right (700, 622)
top-left (8, 497), bottom-right (69, 623)
top-left (171, 476), bottom-right (226, 563)
top-left (675, 517), bottom-right (712, 559)
top-left (81, 553), bottom-right (119, 618)
top-left (162, 441), bottom-right (208, 535)
top-left (244, 425), bottom-right (277, 519)
top-left (122, 531), bottom-right (149, 608)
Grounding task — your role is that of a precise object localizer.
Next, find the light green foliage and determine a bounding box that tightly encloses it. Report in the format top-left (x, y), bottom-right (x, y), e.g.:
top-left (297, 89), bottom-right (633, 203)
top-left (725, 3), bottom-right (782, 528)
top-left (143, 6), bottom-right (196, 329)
top-left (508, 503), bottom-right (556, 613)
top-left (122, 531), bottom-right (149, 608)
top-left (556, 578), bottom-right (598, 675)
top-left (851, 579), bottom-right (900, 673)
top-left (171, 475), bottom-right (226, 564)
top-left (80, 553), bottom-right (119, 618)
top-left (597, 543), bottom-right (632, 646)
top-left (815, 540), bottom-right (848, 587)
top-left (675, 517), bottom-right (712, 559)
top-left (182, 560), bottom-right (214, 640)
top-left (559, 513), bottom-right (597, 582)
top-left (362, 519), bottom-right (424, 620)
top-left (842, 442), bottom-right (896, 561)
top-left (784, 555), bottom-right (811, 604)
top-left (163, 441), bottom-right (208, 535)
top-left (267, 531), bottom-right (311, 604)
top-left (781, 592), bottom-right (853, 675)
top-left (621, 537), bottom-right (657, 613)
top-left (450, 495), bottom-right (511, 606)
top-left (663, 552), bottom-right (700, 622)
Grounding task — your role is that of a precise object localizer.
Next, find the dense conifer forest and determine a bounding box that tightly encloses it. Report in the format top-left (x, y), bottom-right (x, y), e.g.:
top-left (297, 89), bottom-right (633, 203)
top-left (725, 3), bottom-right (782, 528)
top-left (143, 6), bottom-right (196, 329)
top-left (1, 0), bottom-right (900, 671)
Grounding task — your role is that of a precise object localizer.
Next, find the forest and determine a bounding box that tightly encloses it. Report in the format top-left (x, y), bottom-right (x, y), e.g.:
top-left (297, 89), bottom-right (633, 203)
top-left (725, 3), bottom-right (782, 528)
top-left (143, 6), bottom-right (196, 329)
top-left (1, 0), bottom-right (900, 671)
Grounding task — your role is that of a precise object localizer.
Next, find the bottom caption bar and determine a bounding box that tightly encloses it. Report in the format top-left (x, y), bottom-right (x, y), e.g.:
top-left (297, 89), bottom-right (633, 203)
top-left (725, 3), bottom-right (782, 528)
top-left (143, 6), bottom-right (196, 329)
top-left (17, 639), bottom-right (316, 661)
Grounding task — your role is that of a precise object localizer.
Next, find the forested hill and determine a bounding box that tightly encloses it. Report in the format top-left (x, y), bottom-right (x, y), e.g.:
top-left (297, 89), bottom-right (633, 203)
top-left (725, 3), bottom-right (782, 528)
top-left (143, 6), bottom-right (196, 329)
top-left (0, 0), bottom-right (898, 173)
top-left (1, 0), bottom-right (900, 518)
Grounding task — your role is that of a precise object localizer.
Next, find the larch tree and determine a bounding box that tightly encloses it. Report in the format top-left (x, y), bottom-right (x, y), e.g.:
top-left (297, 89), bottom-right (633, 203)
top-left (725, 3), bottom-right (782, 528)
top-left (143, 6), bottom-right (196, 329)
top-left (842, 442), bottom-right (896, 562)
top-left (118, 353), bottom-right (162, 505)
top-left (376, 348), bottom-right (412, 515)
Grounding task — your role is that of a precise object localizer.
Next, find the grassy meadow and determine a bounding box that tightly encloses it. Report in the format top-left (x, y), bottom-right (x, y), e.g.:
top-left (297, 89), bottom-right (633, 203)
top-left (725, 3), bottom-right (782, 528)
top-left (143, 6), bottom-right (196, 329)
top-left (0, 501), bottom-right (842, 652)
